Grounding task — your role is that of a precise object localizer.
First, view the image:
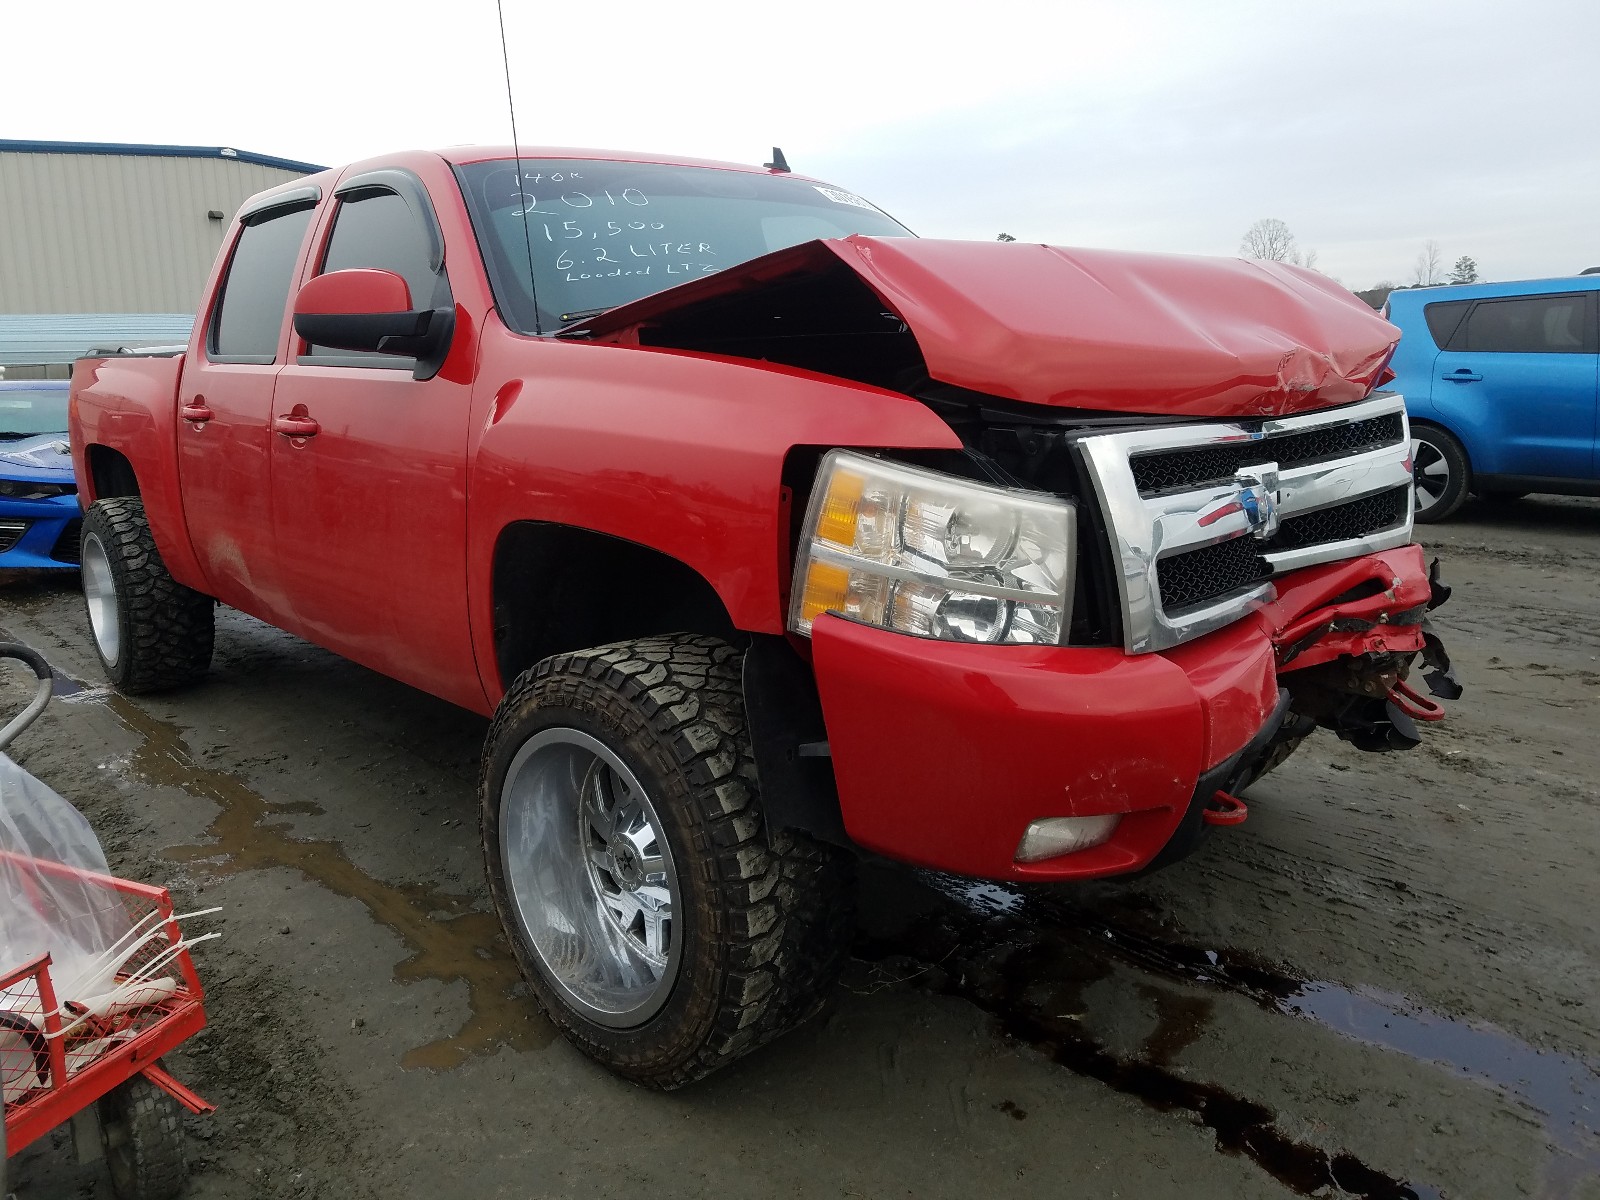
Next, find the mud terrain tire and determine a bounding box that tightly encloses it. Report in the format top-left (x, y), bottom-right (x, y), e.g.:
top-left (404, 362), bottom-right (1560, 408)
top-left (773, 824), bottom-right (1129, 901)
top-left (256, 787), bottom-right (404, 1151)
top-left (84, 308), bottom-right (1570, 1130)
top-left (80, 497), bottom-right (213, 693)
top-left (481, 634), bottom-right (855, 1089)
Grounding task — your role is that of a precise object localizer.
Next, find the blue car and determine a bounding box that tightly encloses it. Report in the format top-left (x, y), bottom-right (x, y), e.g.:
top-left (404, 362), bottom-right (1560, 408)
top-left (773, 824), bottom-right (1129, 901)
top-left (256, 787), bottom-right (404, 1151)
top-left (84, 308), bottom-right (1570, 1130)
top-left (1384, 275), bottom-right (1599, 521)
top-left (0, 381), bottom-right (80, 568)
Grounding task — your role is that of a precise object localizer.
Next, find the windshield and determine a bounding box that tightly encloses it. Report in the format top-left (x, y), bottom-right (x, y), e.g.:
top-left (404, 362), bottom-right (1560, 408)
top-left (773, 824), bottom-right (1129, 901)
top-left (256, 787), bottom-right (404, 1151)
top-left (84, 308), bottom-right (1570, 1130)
top-left (456, 158), bottom-right (915, 334)
top-left (0, 386), bottom-right (69, 438)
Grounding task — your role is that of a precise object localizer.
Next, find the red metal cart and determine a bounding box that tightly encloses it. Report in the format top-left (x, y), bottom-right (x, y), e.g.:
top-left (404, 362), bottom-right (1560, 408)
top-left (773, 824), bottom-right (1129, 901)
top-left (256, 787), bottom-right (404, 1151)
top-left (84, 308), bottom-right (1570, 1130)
top-left (0, 642), bottom-right (213, 1199)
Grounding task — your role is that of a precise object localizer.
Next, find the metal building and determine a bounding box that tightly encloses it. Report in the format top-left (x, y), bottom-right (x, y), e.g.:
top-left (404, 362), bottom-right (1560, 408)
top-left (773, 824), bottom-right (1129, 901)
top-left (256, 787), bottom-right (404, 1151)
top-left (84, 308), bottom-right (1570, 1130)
top-left (0, 139), bottom-right (323, 378)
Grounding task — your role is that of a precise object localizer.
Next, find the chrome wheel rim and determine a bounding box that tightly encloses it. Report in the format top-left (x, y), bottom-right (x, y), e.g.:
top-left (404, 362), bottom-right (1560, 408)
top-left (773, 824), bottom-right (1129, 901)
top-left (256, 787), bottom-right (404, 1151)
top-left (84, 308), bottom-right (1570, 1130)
top-left (500, 728), bottom-right (681, 1028)
top-left (80, 532), bottom-right (121, 667)
top-left (1411, 436), bottom-right (1451, 516)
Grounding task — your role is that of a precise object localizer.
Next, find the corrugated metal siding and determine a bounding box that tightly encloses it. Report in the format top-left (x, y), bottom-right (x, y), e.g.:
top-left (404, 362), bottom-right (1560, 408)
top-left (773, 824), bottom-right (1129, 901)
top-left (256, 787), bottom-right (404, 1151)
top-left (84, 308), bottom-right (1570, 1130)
top-left (0, 313), bottom-right (193, 365)
top-left (0, 150), bottom-right (314, 314)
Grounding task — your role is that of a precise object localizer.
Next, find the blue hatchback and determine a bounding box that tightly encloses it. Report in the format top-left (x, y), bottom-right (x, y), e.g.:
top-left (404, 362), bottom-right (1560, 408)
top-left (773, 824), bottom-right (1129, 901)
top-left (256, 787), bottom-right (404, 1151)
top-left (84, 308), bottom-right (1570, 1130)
top-left (0, 381), bottom-right (80, 569)
top-left (1384, 276), bottom-right (1600, 521)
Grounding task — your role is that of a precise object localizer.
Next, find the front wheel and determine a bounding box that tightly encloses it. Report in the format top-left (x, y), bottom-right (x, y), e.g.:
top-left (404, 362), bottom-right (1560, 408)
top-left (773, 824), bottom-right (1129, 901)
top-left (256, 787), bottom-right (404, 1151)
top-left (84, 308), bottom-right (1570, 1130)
top-left (1410, 426), bottom-right (1471, 523)
top-left (80, 498), bottom-right (214, 693)
top-left (481, 634), bottom-right (854, 1089)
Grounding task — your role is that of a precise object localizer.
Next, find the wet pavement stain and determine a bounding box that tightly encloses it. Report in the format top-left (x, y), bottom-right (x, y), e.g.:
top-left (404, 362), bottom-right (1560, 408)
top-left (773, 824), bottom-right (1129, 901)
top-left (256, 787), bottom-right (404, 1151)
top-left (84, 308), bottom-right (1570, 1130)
top-left (860, 869), bottom-right (1444, 1200)
top-left (102, 692), bottom-right (556, 1069)
top-left (1021, 890), bottom-right (1600, 1194)
top-left (1282, 982), bottom-right (1600, 1198)
top-left (1137, 983), bottom-right (1214, 1067)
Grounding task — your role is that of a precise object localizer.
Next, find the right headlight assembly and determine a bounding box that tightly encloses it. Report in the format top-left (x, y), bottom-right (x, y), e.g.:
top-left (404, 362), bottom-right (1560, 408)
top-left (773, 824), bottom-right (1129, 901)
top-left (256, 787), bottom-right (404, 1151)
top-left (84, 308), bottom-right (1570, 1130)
top-left (788, 451), bottom-right (1076, 645)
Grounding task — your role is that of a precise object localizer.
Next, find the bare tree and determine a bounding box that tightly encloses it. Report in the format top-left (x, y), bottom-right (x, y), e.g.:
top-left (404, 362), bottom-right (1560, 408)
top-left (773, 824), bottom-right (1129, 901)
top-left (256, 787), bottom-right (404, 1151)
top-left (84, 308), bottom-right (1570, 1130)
top-left (1241, 218), bottom-right (1298, 261)
top-left (1412, 240), bottom-right (1446, 287)
top-left (1449, 255), bottom-right (1479, 284)
top-left (1241, 218), bottom-right (1320, 270)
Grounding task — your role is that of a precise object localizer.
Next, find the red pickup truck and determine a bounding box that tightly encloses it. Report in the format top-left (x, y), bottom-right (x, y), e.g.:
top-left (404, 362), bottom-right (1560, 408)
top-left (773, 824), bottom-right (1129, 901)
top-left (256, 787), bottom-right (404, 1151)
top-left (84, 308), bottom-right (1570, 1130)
top-left (69, 146), bottom-right (1456, 1087)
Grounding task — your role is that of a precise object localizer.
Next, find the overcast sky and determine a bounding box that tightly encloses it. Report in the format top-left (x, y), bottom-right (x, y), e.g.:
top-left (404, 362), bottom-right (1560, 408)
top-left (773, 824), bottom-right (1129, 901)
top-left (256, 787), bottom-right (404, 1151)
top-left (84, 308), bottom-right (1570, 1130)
top-left (7, 0), bottom-right (1596, 290)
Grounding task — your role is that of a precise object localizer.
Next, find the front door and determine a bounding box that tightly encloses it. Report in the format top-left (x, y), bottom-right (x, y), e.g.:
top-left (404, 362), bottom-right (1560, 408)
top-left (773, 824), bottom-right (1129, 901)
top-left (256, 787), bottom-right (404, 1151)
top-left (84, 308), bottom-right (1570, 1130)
top-left (268, 179), bottom-right (482, 711)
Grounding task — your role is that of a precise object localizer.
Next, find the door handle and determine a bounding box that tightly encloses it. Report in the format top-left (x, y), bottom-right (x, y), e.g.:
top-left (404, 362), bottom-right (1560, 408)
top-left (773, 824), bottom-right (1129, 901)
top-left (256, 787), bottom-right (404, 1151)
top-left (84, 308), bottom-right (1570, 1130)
top-left (1443, 371), bottom-right (1482, 383)
top-left (181, 397), bottom-right (215, 423)
top-left (273, 414), bottom-right (321, 438)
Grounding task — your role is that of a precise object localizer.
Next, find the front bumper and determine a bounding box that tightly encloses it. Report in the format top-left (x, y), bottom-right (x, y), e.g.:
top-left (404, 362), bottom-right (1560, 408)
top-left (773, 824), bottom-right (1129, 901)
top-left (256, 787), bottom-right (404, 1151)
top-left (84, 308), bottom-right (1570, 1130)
top-left (0, 495), bottom-right (80, 569)
top-left (811, 543), bottom-right (1442, 883)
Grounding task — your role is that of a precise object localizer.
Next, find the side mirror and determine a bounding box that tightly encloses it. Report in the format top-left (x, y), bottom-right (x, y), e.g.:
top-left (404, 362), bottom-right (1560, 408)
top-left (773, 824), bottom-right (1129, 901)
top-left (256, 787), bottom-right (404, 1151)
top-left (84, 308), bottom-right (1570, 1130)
top-left (292, 268), bottom-right (454, 380)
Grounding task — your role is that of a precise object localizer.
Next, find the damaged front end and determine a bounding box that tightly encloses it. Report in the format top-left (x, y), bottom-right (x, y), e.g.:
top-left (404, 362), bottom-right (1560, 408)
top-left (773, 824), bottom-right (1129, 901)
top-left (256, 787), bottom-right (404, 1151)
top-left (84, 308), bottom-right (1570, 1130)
top-left (570, 229), bottom-right (1461, 799)
top-left (1268, 556), bottom-right (1462, 756)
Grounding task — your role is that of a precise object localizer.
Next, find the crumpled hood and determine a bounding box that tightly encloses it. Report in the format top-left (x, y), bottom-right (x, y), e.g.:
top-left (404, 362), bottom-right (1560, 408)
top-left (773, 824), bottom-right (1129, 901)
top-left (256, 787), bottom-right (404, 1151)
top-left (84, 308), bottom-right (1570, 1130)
top-left (569, 236), bottom-right (1399, 418)
top-left (0, 433), bottom-right (74, 481)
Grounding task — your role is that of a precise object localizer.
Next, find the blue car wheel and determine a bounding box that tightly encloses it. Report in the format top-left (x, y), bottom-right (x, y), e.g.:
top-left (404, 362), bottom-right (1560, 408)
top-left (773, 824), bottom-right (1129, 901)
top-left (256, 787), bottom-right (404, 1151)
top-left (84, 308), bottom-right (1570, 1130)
top-left (1411, 425), bottom-right (1471, 523)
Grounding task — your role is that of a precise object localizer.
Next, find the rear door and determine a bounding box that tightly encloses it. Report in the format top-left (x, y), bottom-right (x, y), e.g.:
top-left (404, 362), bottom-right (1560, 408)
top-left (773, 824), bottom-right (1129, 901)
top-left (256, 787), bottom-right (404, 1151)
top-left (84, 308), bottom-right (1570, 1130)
top-left (176, 192), bottom-right (318, 621)
top-left (267, 171), bottom-right (482, 710)
top-left (1432, 291), bottom-right (1599, 478)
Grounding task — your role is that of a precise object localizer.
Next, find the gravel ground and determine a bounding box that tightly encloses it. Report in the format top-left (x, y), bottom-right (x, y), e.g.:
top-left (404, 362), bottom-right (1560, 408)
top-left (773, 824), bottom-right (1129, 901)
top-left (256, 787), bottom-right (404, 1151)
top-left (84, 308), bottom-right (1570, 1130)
top-left (2, 495), bottom-right (1598, 1200)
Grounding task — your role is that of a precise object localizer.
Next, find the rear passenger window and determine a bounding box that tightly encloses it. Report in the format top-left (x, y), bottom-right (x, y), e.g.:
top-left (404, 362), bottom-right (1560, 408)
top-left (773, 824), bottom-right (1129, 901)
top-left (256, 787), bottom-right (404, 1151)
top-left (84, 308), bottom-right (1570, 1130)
top-left (1422, 300), bottom-right (1472, 349)
top-left (1456, 294), bottom-right (1591, 354)
top-left (210, 203), bottom-right (316, 363)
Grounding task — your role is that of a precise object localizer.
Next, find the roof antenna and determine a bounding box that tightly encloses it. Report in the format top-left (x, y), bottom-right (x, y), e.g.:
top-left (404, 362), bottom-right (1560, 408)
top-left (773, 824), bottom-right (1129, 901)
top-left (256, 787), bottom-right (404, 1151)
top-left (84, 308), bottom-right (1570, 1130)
top-left (764, 147), bottom-right (790, 173)
top-left (495, 0), bottom-right (540, 329)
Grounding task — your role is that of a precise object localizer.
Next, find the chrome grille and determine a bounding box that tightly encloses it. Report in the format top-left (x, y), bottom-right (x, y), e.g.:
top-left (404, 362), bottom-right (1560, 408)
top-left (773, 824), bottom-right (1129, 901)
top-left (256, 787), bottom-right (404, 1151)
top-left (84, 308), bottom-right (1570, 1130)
top-left (1130, 412), bottom-right (1406, 495)
top-left (1157, 536), bottom-right (1270, 613)
top-left (1079, 394), bottom-right (1414, 653)
top-left (1264, 485), bottom-right (1410, 554)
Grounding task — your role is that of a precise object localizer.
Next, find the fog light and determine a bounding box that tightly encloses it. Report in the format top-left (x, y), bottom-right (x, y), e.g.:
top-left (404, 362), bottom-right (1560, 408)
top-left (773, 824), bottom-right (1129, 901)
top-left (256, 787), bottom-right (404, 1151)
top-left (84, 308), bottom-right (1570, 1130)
top-left (1014, 815), bottom-right (1121, 863)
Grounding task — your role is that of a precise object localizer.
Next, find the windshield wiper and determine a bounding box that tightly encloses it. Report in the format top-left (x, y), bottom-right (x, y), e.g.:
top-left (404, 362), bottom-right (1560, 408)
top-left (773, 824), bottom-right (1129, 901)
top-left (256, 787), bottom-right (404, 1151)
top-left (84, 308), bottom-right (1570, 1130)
top-left (559, 307), bottom-right (613, 325)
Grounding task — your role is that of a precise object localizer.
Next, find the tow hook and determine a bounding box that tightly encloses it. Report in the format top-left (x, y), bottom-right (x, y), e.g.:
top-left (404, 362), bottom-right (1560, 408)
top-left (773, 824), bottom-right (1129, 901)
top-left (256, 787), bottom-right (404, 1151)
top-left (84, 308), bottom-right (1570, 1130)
top-left (1387, 678), bottom-right (1446, 722)
top-left (1203, 790), bottom-right (1249, 826)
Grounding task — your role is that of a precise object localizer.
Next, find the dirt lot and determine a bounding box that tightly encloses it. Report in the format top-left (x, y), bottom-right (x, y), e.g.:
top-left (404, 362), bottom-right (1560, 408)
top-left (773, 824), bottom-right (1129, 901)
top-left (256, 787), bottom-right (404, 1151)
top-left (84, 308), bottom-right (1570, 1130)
top-left (3, 495), bottom-right (1599, 1200)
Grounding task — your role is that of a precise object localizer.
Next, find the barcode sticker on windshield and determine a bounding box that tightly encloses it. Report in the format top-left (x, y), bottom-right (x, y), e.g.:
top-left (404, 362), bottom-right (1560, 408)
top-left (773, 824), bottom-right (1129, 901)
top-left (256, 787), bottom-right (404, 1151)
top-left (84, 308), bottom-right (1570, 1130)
top-left (813, 186), bottom-right (875, 211)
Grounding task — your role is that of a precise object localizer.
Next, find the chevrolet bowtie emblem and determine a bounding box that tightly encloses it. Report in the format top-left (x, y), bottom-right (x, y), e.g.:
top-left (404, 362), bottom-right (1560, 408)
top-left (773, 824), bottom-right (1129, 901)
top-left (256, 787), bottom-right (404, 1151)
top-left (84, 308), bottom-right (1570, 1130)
top-left (1234, 463), bottom-right (1281, 540)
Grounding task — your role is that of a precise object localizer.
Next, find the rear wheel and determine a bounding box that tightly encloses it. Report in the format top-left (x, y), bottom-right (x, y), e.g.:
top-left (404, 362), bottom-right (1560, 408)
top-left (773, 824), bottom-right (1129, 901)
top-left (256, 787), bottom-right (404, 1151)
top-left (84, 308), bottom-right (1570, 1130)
top-left (481, 634), bottom-right (854, 1089)
top-left (80, 498), bottom-right (213, 693)
top-left (1410, 426), bottom-right (1470, 523)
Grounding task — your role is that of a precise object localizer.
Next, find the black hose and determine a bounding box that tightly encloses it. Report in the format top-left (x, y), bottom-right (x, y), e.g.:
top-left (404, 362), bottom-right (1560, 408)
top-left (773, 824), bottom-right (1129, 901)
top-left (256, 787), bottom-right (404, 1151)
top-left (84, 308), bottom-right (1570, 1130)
top-left (0, 642), bottom-right (52, 684)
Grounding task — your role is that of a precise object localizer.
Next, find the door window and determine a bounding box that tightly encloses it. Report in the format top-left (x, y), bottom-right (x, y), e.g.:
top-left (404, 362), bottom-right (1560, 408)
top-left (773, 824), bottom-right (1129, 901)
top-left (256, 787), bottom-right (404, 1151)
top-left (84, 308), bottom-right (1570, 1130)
top-left (209, 203), bottom-right (316, 364)
top-left (1452, 294), bottom-right (1593, 354)
top-left (302, 189), bottom-right (450, 366)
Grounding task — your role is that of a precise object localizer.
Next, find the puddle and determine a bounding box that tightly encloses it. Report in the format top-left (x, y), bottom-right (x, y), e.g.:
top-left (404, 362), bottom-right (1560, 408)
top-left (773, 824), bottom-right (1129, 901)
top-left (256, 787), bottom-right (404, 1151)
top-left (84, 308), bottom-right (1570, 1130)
top-left (856, 905), bottom-right (1441, 1199)
top-left (101, 691), bottom-right (555, 1068)
top-left (1283, 983), bottom-right (1600, 1199)
top-left (1020, 890), bottom-right (1600, 1192)
top-left (884, 870), bottom-right (1600, 1197)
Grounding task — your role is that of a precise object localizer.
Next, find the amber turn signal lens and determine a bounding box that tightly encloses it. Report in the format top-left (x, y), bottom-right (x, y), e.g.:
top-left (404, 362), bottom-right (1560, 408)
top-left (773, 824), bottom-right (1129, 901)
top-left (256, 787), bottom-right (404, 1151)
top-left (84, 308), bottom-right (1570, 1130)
top-left (813, 470), bottom-right (865, 547)
top-left (799, 561), bottom-right (852, 626)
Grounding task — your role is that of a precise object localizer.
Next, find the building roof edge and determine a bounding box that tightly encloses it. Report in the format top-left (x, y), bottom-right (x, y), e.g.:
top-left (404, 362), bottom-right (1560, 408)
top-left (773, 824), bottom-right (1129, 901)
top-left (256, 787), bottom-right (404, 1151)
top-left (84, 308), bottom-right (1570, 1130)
top-left (0, 138), bottom-right (325, 174)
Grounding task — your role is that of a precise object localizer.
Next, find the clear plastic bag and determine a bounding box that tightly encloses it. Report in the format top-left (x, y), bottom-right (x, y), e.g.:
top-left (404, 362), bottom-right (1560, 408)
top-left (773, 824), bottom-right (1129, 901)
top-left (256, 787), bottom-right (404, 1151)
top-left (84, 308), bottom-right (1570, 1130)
top-left (0, 753), bottom-right (132, 1013)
